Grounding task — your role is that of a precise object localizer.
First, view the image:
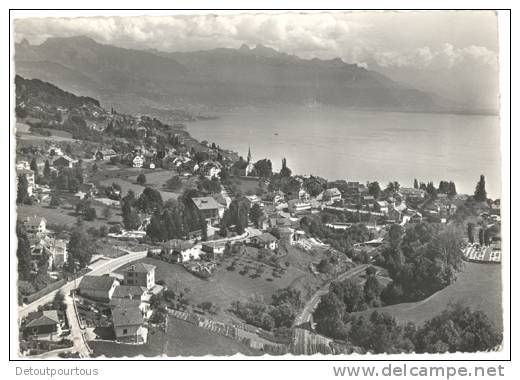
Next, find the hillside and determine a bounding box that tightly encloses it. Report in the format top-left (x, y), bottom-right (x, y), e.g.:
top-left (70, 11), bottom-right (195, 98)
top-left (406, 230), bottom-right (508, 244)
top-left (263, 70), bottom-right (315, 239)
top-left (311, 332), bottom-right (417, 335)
top-left (15, 36), bottom-right (453, 114)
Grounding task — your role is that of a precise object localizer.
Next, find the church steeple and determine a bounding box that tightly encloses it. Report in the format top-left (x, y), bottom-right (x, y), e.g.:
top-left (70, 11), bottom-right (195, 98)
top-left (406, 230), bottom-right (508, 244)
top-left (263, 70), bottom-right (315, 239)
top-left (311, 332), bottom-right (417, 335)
top-left (247, 146), bottom-right (252, 163)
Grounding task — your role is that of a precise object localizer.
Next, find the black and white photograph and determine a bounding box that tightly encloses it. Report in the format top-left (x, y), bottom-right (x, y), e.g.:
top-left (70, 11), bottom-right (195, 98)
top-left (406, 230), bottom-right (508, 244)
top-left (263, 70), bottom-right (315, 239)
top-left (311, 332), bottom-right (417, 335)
top-left (9, 9), bottom-right (509, 362)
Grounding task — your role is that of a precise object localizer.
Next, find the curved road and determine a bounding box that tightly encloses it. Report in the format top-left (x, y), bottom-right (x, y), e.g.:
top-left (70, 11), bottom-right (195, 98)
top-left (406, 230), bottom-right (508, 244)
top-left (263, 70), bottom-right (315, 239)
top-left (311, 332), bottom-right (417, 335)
top-left (18, 249), bottom-right (148, 318)
top-left (294, 264), bottom-right (369, 326)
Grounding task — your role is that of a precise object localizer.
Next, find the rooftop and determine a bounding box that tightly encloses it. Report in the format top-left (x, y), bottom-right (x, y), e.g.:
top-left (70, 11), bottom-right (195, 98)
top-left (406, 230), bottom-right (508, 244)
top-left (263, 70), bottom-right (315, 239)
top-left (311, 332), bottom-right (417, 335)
top-left (112, 285), bottom-right (148, 299)
top-left (122, 262), bottom-right (156, 274)
top-left (192, 196), bottom-right (223, 211)
top-left (78, 275), bottom-right (118, 291)
top-left (112, 307), bottom-right (144, 327)
top-left (162, 239), bottom-right (195, 251)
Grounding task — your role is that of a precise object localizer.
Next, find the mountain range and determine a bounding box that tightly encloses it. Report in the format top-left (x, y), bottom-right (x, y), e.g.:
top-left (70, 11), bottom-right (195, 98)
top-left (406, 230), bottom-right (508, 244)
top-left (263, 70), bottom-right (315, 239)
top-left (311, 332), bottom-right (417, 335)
top-left (15, 36), bottom-right (463, 115)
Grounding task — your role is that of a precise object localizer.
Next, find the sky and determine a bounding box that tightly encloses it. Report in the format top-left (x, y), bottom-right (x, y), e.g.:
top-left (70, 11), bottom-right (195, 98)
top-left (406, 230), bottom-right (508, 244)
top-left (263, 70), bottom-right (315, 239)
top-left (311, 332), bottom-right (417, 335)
top-left (14, 11), bottom-right (500, 110)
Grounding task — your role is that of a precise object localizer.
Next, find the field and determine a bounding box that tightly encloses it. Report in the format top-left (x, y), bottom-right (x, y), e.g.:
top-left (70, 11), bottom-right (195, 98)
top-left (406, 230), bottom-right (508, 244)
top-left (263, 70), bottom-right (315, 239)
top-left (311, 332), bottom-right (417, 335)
top-left (17, 200), bottom-right (122, 229)
top-left (16, 122), bottom-right (76, 142)
top-left (89, 318), bottom-right (259, 357)
top-left (230, 176), bottom-right (262, 195)
top-left (116, 246), bottom-right (323, 321)
top-left (353, 262), bottom-right (503, 330)
top-left (97, 171), bottom-right (185, 202)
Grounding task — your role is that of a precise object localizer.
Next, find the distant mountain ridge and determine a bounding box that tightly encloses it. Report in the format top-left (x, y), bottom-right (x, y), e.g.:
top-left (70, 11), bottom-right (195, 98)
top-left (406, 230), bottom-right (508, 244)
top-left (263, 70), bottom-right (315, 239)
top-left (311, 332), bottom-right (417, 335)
top-left (15, 36), bottom-right (457, 114)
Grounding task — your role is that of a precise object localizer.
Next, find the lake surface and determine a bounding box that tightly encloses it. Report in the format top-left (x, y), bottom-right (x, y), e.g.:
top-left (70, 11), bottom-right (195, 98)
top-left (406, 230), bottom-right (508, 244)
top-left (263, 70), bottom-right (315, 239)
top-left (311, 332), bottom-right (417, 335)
top-left (188, 106), bottom-right (501, 198)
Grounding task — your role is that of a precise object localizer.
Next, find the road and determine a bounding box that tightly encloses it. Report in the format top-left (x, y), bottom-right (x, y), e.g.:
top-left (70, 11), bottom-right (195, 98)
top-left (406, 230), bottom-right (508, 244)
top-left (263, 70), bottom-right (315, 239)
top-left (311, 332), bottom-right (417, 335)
top-left (18, 249), bottom-right (147, 318)
top-left (294, 264), bottom-right (370, 326)
top-left (64, 294), bottom-right (91, 357)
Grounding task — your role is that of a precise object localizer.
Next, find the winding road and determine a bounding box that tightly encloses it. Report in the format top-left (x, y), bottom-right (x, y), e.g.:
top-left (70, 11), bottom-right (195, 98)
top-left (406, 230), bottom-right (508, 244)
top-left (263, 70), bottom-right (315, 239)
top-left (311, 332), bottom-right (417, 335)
top-left (294, 264), bottom-right (370, 326)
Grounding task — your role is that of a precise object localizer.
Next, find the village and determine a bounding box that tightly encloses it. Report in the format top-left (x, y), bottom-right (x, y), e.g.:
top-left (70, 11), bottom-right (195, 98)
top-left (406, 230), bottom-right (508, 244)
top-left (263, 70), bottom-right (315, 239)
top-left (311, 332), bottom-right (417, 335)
top-left (15, 76), bottom-right (502, 357)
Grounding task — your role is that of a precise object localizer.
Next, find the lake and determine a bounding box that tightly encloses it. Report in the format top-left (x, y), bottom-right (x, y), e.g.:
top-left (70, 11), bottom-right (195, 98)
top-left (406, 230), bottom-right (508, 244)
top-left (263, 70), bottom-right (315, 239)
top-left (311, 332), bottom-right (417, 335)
top-left (188, 106), bottom-right (501, 198)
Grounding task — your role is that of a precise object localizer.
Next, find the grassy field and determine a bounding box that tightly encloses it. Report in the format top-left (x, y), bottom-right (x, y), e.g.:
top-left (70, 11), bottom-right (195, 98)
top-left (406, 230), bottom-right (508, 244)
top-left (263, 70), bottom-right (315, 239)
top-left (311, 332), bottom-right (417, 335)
top-left (16, 122), bottom-right (76, 142)
top-left (89, 318), bottom-right (259, 357)
top-left (353, 262), bottom-right (503, 330)
top-left (98, 176), bottom-right (181, 202)
top-left (231, 176), bottom-right (261, 195)
top-left (17, 201), bottom-right (122, 229)
top-left (116, 248), bottom-right (322, 320)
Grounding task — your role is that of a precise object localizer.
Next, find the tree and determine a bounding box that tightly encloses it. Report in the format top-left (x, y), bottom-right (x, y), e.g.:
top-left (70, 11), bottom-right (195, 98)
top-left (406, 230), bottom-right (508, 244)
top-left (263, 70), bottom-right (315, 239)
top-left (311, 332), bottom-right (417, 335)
top-left (314, 292), bottom-right (347, 339)
top-left (92, 162), bottom-right (98, 174)
top-left (317, 258), bottom-right (333, 274)
top-left (448, 181), bottom-right (457, 196)
top-left (136, 173), bottom-right (147, 185)
top-left (67, 227), bottom-right (94, 269)
top-left (426, 182), bottom-right (437, 198)
top-left (137, 187), bottom-right (163, 213)
top-left (253, 159), bottom-right (273, 178)
top-left (249, 203), bottom-right (263, 228)
top-left (368, 181), bottom-right (381, 198)
top-left (17, 174), bottom-right (30, 204)
top-left (467, 223), bottom-right (475, 243)
top-left (474, 175), bottom-right (487, 202)
top-left (415, 302), bottom-right (501, 353)
top-left (102, 206), bottom-right (112, 220)
top-left (30, 158), bottom-right (38, 176)
top-left (364, 271), bottom-right (383, 307)
top-left (280, 158), bottom-right (292, 177)
top-left (84, 207), bottom-right (97, 221)
top-left (49, 196), bottom-right (60, 209)
top-left (165, 175), bottom-right (182, 191)
top-left (16, 221), bottom-right (32, 280)
top-left (330, 279), bottom-right (367, 312)
top-left (414, 178), bottom-right (419, 189)
top-left (43, 160), bottom-right (51, 178)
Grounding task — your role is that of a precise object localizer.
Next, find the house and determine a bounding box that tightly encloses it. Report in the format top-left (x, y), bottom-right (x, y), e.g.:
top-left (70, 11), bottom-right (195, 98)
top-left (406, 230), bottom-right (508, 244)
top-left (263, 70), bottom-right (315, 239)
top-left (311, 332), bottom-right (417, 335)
top-left (16, 160), bottom-right (30, 171)
top-left (388, 203), bottom-right (407, 222)
top-left (399, 188), bottom-right (426, 200)
top-left (17, 168), bottom-right (35, 196)
top-left (112, 307), bottom-right (146, 343)
top-left (491, 200), bottom-right (501, 216)
top-left (95, 149), bottom-right (117, 161)
top-left (122, 263), bottom-right (156, 290)
top-left (46, 237), bottom-right (68, 268)
top-left (376, 201), bottom-right (390, 214)
top-left (192, 197), bottom-right (225, 224)
top-left (287, 199), bottom-right (311, 214)
top-left (245, 195), bottom-right (262, 209)
top-left (408, 211), bottom-right (423, 223)
top-left (78, 275), bottom-right (120, 302)
top-left (132, 155), bottom-right (144, 168)
top-left (23, 310), bottom-right (61, 340)
top-left (250, 233), bottom-right (279, 250)
top-left (48, 146), bottom-right (63, 156)
top-left (25, 215), bottom-right (47, 236)
top-left (110, 298), bottom-right (150, 318)
top-left (323, 188), bottom-right (342, 203)
top-left (112, 285), bottom-right (148, 300)
top-left (200, 161), bottom-right (222, 179)
top-left (278, 227), bottom-right (305, 245)
top-left (298, 188), bottom-right (310, 202)
top-left (161, 239), bottom-right (200, 262)
top-left (52, 155), bottom-right (77, 169)
top-left (201, 241), bottom-right (227, 256)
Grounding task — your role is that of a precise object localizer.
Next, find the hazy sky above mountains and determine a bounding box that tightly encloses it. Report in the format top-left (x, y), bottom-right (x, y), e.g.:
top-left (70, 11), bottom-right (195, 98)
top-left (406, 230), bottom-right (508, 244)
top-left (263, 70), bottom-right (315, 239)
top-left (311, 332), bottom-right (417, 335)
top-left (14, 11), bottom-right (500, 110)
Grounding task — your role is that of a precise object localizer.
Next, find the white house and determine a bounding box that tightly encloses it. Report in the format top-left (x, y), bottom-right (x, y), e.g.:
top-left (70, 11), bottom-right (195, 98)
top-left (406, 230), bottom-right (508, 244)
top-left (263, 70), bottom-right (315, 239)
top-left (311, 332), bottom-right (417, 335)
top-left (288, 199), bottom-right (311, 213)
top-left (161, 239), bottom-right (201, 262)
top-left (132, 155), bottom-right (144, 168)
top-left (25, 215), bottom-right (47, 235)
top-left (323, 188), bottom-right (342, 203)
